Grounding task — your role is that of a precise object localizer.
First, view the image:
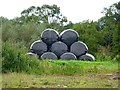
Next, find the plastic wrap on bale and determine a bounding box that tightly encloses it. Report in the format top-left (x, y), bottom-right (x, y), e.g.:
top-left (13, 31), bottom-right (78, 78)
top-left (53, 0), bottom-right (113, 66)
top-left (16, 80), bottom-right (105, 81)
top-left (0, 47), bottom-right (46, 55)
top-left (41, 29), bottom-right (59, 46)
top-left (30, 40), bottom-right (47, 56)
top-left (50, 41), bottom-right (68, 58)
top-left (70, 41), bottom-right (88, 57)
top-left (79, 53), bottom-right (95, 61)
top-left (60, 52), bottom-right (77, 60)
top-left (28, 28), bottom-right (95, 61)
top-left (26, 52), bottom-right (38, 58)
top-left (60, 29), bottom-right (79, 47)
top-left (41, 52), bottom-right (58, 60)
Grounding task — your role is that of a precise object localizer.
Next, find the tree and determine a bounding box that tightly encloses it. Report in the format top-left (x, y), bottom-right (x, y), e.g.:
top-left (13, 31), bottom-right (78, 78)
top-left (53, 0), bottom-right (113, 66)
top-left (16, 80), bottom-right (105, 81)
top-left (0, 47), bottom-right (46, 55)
top-left (71, 20), bottom-right (100, 54)
top-left (20, 4), bottom-right (68, 25)
top-left (113, 2), bottom-right (120, 56)
top-left (96, 1), bottom-right (120, 60)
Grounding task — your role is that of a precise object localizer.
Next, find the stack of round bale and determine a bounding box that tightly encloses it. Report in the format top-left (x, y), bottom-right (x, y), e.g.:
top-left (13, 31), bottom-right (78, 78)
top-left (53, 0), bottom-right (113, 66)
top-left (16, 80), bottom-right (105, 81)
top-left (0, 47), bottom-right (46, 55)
top-left (27, 28), bottom-right (95, 61)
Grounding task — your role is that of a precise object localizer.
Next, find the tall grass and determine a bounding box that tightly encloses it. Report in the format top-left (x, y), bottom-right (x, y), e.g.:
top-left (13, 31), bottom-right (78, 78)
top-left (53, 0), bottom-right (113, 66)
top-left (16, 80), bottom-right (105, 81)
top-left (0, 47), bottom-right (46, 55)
top-left (2, 42), bottom-right (39, 73)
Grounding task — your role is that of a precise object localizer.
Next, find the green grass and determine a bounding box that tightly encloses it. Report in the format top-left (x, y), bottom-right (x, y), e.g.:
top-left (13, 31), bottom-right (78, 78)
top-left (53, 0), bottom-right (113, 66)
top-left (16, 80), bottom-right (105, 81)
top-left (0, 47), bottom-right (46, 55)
top-left (3, 60), bottom-right (118, 75)
top-left (2, 72), bottom-right (119, 88)
top-left (2, 60), bottom-right (119, 88)
top-left (24, 60), bottom-right (118, 75)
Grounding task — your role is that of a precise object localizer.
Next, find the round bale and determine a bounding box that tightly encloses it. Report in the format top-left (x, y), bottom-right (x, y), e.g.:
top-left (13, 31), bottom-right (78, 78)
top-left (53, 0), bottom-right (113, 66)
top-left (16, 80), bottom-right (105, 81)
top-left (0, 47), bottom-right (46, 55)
top-left (26, 52), bottom-right (38, 57)
top-left (70, 41), bottom-right (88, 57)
top-left (30, 40), bottom-right (47, 56)
top-left (50, 41), bottom-right (68, 57)
top-left (41, 52), bottom-right (58, 60)
top-left (79, 53), bottom-right (95, 61)
top-left (41, 28), bottom-right (59, 46)
top-left (60, 52), bottom-right (77, 60)
top-left (59, 29), bottom-right (79, 47)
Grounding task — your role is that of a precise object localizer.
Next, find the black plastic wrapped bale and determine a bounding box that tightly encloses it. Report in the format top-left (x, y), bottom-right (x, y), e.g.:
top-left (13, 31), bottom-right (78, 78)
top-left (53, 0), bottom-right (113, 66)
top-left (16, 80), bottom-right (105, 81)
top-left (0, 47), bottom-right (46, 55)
top-left (50, 41), bottom-right (68, 58)
top-left (79, 53), bottom-right (95, 61)
top-left (59, 29), bottom-right (79, 47)
top-left (60, 52), bottom-right (77, 60)
top-left (41, 29), bottom-right (59, 46)
top-left (41, 52), bottom-right (58, 60)
top-left (26, 52), bottom-right (38, 58)
top-left (30, 40), bottom-right (47, 56)
top-left (70, 41), bottom-right (88, 57)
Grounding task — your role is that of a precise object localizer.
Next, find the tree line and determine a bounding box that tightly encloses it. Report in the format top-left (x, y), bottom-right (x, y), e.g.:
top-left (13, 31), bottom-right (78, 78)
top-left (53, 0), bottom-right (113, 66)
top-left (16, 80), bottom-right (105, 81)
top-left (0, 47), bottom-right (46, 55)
top-left (1, 2), bottom-right (120, 61)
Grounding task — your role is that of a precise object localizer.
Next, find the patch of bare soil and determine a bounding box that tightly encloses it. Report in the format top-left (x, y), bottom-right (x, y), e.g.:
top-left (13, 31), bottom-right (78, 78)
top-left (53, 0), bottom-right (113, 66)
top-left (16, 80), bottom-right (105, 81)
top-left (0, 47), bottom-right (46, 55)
top-left (88, 72), bottom-right (120, 80)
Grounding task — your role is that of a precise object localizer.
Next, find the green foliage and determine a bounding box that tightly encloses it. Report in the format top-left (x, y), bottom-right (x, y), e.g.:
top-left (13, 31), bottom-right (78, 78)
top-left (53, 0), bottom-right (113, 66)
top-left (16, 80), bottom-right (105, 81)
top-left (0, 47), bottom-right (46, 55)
top-left (71, 20), bottom-right (100, 54)
top-left (96, 1), bottom-right (120, 59)
top-left (2, 42), bottom-right (118, 75)
top-left (2, 42), bottom-right (40, 73)
top-left (2, 18), bottom-right (46, 47)
top-left (1, 2), bottom-right (119, 75)
top-left (20, 4), bottom-right (67, 25)
top-left (112, 2), bottom-right (120, 57)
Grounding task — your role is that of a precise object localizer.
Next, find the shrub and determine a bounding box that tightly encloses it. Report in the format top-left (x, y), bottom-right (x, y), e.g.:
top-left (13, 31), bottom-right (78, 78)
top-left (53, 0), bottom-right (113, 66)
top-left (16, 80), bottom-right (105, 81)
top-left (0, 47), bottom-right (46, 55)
top-left (2, 42), bottom-right (39, 73)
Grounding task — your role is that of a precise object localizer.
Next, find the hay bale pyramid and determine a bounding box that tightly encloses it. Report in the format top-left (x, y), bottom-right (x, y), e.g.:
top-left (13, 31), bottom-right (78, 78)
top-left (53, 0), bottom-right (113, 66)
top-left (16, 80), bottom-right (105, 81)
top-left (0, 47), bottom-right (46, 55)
top-left (27, 28), bottom-right (95, 61)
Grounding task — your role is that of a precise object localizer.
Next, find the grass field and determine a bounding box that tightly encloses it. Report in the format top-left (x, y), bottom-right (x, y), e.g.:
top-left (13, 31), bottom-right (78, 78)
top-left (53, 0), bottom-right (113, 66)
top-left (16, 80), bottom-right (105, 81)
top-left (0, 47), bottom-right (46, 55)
top-left (2, 60), bottom-right (119, 88)
top-left (2, 73), bottom-right (119, 88)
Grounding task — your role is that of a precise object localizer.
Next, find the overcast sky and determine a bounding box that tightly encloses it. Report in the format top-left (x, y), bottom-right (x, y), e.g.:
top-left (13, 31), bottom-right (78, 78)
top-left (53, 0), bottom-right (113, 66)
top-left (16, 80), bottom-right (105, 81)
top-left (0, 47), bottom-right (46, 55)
top-left (0, 0), bottom-right (119, 23)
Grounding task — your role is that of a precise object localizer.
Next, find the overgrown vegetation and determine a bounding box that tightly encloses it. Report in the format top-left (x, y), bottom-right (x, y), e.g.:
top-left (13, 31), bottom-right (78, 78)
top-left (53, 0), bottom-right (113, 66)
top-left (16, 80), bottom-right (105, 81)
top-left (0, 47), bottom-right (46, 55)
top-left (1, 2), bottom-right (120, 75)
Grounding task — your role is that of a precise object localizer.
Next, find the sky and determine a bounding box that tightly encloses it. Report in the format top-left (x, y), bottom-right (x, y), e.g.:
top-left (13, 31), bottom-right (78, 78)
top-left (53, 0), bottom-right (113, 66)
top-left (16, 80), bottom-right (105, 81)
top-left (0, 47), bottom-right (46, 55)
top-left (0, 0), bottom-right (119, 23)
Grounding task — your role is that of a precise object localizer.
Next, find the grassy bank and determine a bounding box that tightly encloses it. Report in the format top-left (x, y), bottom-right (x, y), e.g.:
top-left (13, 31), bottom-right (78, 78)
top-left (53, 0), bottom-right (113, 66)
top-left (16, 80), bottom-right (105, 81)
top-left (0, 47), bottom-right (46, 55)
top-left (25, 60), bottom-right (118, 75)
top-left (3, 60), bottom-right (118, 75)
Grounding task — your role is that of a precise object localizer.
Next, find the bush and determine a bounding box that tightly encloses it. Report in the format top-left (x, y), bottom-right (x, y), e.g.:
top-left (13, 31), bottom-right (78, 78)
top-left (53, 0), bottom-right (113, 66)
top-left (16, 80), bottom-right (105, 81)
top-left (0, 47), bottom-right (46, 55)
top-left (2, 18), bottom-right (46, 46)
top-left (2, 42), bottom-right (39, 73)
